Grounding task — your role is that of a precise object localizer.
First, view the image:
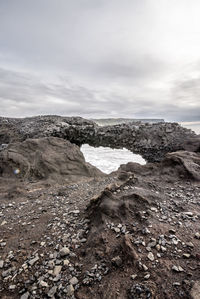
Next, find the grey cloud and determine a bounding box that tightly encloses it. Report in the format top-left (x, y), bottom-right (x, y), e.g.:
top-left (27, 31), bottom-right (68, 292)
top-left (0, 1), bottom-right (200, 121)
top-left (0, 67), bottom-right (199, 121)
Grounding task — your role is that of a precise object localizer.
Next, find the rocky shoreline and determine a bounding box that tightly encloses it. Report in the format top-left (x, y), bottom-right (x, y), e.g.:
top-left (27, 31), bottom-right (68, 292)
top-left (0, 115), bottom-right (197, 162)
top-left (0, 116), bottom-right (200, 299)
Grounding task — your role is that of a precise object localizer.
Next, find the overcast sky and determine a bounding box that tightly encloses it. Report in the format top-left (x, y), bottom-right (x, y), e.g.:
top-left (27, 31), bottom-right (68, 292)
top-left (0, 0), bottom-right (200, 121)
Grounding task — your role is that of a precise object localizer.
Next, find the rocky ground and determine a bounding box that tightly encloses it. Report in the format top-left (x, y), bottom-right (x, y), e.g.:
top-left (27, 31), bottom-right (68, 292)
top-left (0, 117), bottom-right (200, 298)
top-left (0, 150), bottom-right (200, 298)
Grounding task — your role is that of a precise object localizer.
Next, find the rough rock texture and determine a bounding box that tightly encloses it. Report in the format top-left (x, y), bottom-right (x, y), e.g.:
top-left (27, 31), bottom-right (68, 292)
top-left (0, 149), bottom-right (200, 298)
top-left (0, 115), bottom-right (196, 162)
top-left (76, 152), bottom-right (200, 299)
top-left (0, 137), bottom-right (104, 184)
top-left (118, 150), bottom-right (200, 182)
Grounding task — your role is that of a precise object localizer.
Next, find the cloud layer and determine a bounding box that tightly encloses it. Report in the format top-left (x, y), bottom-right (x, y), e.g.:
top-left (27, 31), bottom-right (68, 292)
top-left (0, 0), bottom-right (200, 121)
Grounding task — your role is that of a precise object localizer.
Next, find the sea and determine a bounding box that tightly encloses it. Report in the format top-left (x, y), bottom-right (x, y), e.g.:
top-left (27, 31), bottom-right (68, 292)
top-left (80, 121), bottom-right (200, 174)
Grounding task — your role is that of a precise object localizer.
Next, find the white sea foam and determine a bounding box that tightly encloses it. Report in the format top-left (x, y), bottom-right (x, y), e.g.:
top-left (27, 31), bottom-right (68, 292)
top-left (81, 121), bottom-right (200, 174)
top-left (81, 144), bottom-right (146, 174)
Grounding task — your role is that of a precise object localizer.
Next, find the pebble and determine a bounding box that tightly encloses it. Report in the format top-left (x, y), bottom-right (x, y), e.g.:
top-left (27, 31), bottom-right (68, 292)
top-left (20, 292), bottom-right (30, 299)
top-left (144, 273), bottom-right (150, 279)
top-left (195, 232), bottom-right (200, 239)
top-left (29, 256), bottom-right (39, 266)
top-left (186, 242), bottom-right (194, 248)
top-left (131, 274), bottom-right (137, 280)
top-left (63, 259), bottom-right (70, 266)
top-left (173, 282), bottom-right (181, 286)
top-left (60, 247), bottom-right (70, 257)
top-left (112, 256), bottom-right (122, 267)
top-left (183, 253), bottom-right (191, 258)
top-left (0, 260), bottom-right (4, 268)
top-left (172, 265), bottom-right (184, 272)
top-left (70, 276), bottom-right (78, 285)
top-left (48, 286), bottom-right (57, 298)
top-left (142, 264), bottom-right (148, 271)
top-left (1, 220), bottom-right (7, 226)
top-left (66, 284), bottom-right (74, 296)
top-left (39, 280), bottom-right (48, 287)
top-left (53, 265), bottom-right (62, 276)
top-left (147, 252), bottom-right (154, 261)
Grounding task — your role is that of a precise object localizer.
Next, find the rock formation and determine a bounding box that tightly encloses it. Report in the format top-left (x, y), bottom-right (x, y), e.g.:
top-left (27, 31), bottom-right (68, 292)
top-left (0, 137), bottom-right (104, 184)
top-left (0, 115), bottom-right (197, 162)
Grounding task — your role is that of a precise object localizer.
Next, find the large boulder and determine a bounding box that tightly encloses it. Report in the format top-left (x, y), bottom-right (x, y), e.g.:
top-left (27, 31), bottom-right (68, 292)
top-left (162, 151), bottom-right (200, 181)
top-left (0, 137), bottom-right (105, 184)
top-left (118, 150), bottom-right (200, 181)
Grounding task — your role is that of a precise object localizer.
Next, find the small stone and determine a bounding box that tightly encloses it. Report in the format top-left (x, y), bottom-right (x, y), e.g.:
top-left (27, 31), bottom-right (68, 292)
top-left (169, 229), bottom-right (176, 234)
top-left (194, 233), bottom-right (200, 239)
top-left (72, 210), bottom-right (80, 215)
top-left (144, 273), bottom-right (150, 279)
top-left (161, 246), bottom-right (167, 252)
top-left (183, 253), bottom-right (191, 258)
top-left (186, 242), bottom-right (194, 248)
top-left (112, 256), bottom-right (122, 267)
top-left (1, 220), bottom-right (7, 226)
top-left (20, 292), bottom-right (30, 299)
top-left (131, 274), bottom-right (137, 280)
top-left (172, 265), bottom-right (184, 272)
top-left (9, 285), bottom-right (16, 290)
top-left (29, 256), bottom-right (39, 266)
top-left (173, 282), bottom-right (181, 286)
top-left (53, 265), bottom-right (62, 276)
top-left (114, 227), bottom-right (120, 233)
top-left (80, 238), bottom-right (87, 243)
top-left (172, 239), bottom-right (179, 245)
top-left (156, 244), bottom-right (160, 251)
top-left (147, 252), bottom-right (154, 261)
top-left (143, 264), bottom-right (148, 271)
top-left (150, 207), bottom-right (158, 212)
top-left (60, 247), bottom-right (70, 257)
top-left (66, 284), bottom-right (74, 296)
top-left (191, 280), bottom-right (200, 299)
top-left (48, 286), bottom-right (57, 298)
top-left (63, 259), bottom-right (70, 266)
top-left (148, 240), bottom-right (157, 248)
top-left (0, 260), bottom-right (4, 268)
top-left (40, 280), bottom-right (48, 287)
top-left (184, 212), bottom-right (193, 217)
top-left (70, 277), bottom-right (78, 285)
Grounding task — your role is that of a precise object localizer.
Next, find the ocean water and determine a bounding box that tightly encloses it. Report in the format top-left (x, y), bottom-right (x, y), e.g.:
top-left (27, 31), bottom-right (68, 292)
top-left (81, 121), bottom-right (200, 174)
top-left (81, 144), bottom-right (146, 174)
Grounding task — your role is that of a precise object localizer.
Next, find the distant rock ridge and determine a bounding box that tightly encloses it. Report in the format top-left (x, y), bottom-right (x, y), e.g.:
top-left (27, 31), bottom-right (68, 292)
top-left (0, 115), bottom-right (197, 162)
top-left (91, 118), bottom-right (165, 126)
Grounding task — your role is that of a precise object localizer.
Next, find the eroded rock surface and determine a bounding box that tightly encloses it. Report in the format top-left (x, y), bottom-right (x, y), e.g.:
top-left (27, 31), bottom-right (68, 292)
top-left (0, 137), bottom-right (104, 184)
top-left (0, 115), bottom-right (196, 162)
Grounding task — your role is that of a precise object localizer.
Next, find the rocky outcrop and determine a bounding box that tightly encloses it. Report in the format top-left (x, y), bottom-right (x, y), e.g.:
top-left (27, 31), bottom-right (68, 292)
top-left (0, 115), bottom-right (196, 162)
top-left (0, 137), bottom-right (105, 184)
top-left (118, 150), bottom-right (200, 181)
top-left (76, 151), bottom-right (200, 298)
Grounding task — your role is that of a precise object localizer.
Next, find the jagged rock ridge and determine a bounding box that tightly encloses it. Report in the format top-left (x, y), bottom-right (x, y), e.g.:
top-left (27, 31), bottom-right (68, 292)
top-left (0, 115), bottom-right (197, 162)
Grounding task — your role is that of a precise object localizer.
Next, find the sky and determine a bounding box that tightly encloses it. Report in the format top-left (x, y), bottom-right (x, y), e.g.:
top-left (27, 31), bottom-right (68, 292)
top-left (0, 0), bottom-right (200, 121)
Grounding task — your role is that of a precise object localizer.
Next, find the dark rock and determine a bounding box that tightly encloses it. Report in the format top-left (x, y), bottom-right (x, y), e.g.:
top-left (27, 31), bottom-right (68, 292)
top-left (127, 283), bottom-right (152, 299)
top-left (0, 116), bottom-right (196, 162)
top-left (0, 137), bottom-right (105, 183)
